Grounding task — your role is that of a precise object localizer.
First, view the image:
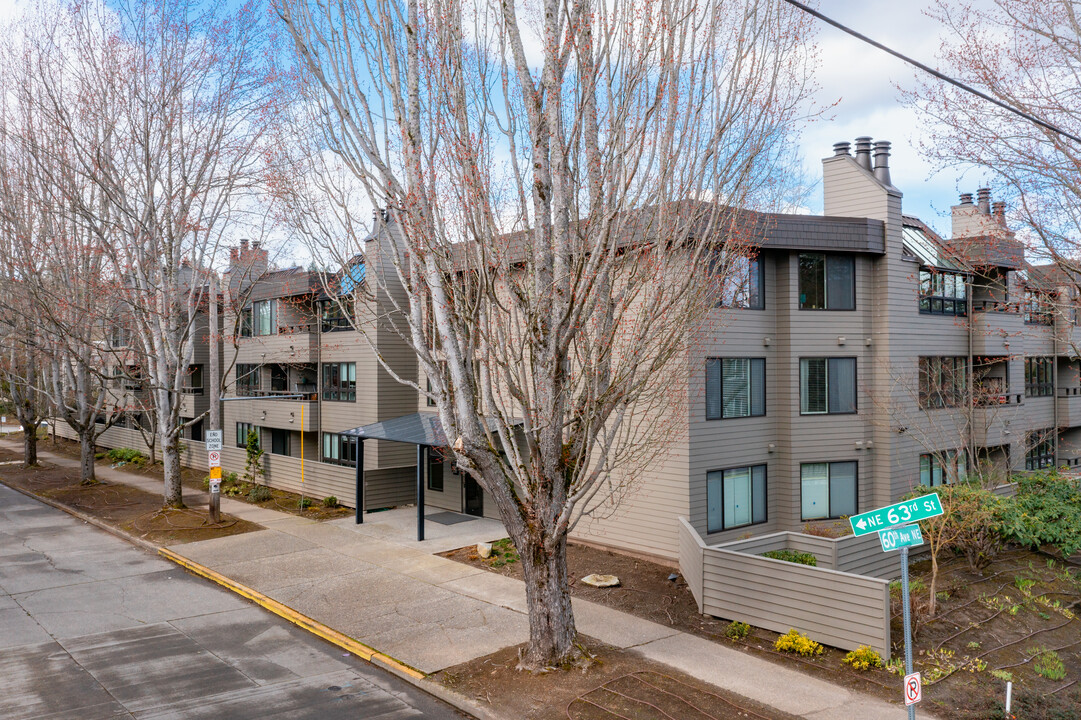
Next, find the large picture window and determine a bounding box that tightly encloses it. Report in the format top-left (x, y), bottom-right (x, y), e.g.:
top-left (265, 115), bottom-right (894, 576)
top-left (322, 362), bottom-right (356, 402)
top-left (1024, 357), bottom-right (1053, 397)
top-left (799, 358), bottom-right (857, 415)
top-left (1025, 431), bottom-right (1055, 470)
top-left (799, 253), bottom-right (855, 310)
top-left (236, 422), bottom-right (256, 449)
top-left (919, 269), bottom-right (967, 316)
top-left (715, 254), bottom-right (764, 310)
top-left (919, 357), bottom-right (967, 408)
top-left (706, 465), bottom-right (767, 533)
top-left (253, 299), bottom-right (277, 336)
top-left (235, 364), bottom-right (260, 396)
top-left (920, 450), bottom-right (967, 487)
top-left (801, 461), bottom-right (857, 520)
top-left (322, 433), bottom-right (358, 466)
top-left (1023, 290), bottom-right (1054, 326)
top-left (705, 358), bottom-right (765, 420)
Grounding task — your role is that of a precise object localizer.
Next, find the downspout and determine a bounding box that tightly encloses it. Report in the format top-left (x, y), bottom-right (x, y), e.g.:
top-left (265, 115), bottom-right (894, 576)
top-left (1053, 300), bottom-right (1059, 466)
top-left (967, 275), bottom-right (976, 478)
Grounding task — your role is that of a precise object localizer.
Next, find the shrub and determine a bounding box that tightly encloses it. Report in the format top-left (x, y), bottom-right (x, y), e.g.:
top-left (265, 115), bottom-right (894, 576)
top-left (802, 521), bottom-right (853, 538)
top-left (774, 629), bottom-right (823, 657)
top-left (762, 549), bottom-right (817, 567)
top-left (322, 496), bottom-right (339, 508)
top-left (843, 645), bottom-right (883, 671)
top-left (999, 471), bottom-right (1081, 557)
top-left (297, 497), bottom-right (313, 510)
top-left (724, 621), bottom-right (751, 641)
top-left (248, 484), bottom-right (272, 502)
top-left (107, 447), bottom-right (148, 465)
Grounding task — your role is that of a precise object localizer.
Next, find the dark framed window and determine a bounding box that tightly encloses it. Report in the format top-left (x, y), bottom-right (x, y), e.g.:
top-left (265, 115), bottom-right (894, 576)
top-left (920, 450), bottom-right (967, 487)
top-left (322, 362), bottom-right (356, 402)
top-left (706, 465), bottom-right (766, 533)
top-left (109, 324), bottom-right (131, 348)
top-left (1025, 431), bottom-right (1055, 470)
top-left (1025, 357), bottom-right (1053, 397)
top-left (919, 269), bottom-right (967, 316)
top-left (799, 357), bottom-right (857, 415)
top-left (236, 422), bottom-right (256, 449)
top-left (239, 306), bottom-right (253, 337)
top-left (919, 357), bottom-right (967, 409)
top-left (236, 364), bottom-right (260, 396)
top-left (1024, 290), bottom-right (1054, 326)
top-left (189, 419), bottom-right (204, 442)
top-left (799, 253), bottom-right (855, 310)
top-left (705, 358), bottom-right (765, 419)
top-left (270, 428), bottom-right (290, 456)
top-left (253, 299), bottom-right (277, 336)
top-left (182, 365), bottom-right (204, 394)
top-left (321, 299), bottom-right (354, 332)
top-left (428, 448), bottom-right (444, 491)
top-left (322, 432), bottom-right (358, 466)
top-left (801, 461), bottom-right (857, 520)
top-left (270, 364), bottom-right (289, 393)
top-left (715, 253), bottom-right (764, 310)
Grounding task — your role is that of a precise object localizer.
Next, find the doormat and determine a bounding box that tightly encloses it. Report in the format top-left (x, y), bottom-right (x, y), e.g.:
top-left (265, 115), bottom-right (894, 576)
top-left (426, 511), bottom-right (477, 526)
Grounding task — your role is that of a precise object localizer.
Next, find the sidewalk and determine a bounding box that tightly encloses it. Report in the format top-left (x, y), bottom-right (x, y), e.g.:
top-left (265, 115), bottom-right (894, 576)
top-left (1, 441), bottom-right (913, 719)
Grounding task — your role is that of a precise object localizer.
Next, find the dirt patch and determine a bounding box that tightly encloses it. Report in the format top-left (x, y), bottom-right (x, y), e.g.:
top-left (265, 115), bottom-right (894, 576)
top-left (43, 435), bottom-right (351, 521)
top-left (442, 540), bottom-right (1081, 719)
top-left (433, 639), bottom-right (799, 720)
top-left (0, 446), bottom-right (260, 546)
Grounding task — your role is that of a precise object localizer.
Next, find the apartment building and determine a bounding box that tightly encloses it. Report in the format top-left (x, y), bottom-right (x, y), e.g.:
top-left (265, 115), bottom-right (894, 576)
top-left (77, 138), bottom-right (1080, 565)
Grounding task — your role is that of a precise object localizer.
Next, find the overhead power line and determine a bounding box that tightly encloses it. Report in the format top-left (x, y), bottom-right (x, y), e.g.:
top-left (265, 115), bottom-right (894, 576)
top-left (781, 0), bottom-right (1081, 146)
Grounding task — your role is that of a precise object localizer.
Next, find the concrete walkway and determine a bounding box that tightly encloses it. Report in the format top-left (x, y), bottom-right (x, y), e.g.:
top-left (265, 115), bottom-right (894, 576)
top-left (1, 440), bottom-right (916, 719)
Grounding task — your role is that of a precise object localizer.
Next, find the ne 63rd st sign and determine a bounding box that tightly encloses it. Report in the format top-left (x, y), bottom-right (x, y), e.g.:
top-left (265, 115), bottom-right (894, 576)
top-left (849, 493), bottom-right (943, 537)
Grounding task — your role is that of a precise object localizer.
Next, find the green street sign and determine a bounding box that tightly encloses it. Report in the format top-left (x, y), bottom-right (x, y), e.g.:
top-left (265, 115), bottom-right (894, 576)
top-left (878, 524), bottom-right (924, 552)
top-left (849, 493), bottom-right (943, 536)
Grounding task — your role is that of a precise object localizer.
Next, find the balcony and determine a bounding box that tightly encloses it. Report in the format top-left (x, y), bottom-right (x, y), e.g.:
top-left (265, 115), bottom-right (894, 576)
top-left (237, 323), bottom-right (319, 364)
top-left (1058, 387), bottom-right (1081, 428)
top-left (970, 300), bottom-right (1021, 355)
top-left (237, 392), bottom-right (318, 431)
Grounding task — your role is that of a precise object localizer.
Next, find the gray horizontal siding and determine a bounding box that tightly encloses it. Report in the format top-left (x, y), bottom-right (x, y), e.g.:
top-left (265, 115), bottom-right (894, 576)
top-left (678, 518), bottom-right (705, 611)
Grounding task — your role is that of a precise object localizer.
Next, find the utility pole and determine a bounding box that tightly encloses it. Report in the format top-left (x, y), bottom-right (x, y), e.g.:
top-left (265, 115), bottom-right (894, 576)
top-left (207, 271), bottom-right (221, 523)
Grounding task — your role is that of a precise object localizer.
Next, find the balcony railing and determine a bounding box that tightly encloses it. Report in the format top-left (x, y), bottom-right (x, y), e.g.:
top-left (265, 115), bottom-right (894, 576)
top-left (972, 299), bottom-right (1019, 313)
top-left (235, 388), bottom-right (319, 401)
top-left (180, 386), bottom-right (204, 395)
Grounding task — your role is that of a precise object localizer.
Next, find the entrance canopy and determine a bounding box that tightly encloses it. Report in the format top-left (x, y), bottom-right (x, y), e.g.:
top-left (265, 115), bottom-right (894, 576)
top-left (343, 412), bottom-right (447, 447)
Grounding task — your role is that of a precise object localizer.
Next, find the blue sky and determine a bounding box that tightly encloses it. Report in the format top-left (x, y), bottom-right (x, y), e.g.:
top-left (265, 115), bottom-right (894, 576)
top-left (798, 0), bottom-right (999, 236)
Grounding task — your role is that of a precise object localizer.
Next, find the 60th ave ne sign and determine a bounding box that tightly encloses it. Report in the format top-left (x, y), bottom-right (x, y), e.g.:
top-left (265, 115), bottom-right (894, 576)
top-left (849, 493), bottom-right (943, 537)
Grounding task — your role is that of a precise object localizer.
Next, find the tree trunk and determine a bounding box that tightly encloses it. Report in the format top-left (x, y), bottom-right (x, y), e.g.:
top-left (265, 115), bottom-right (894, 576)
top-left (79, 431), bottom-right (96, 484)
top-left (22, 424), bottom-right (37, 467)
top-left (928, 550), bottom-right (939, 617)
top-left (518, 532), bottom-right (578, 669)
top-left (162, 435), bottom-right (184, 508)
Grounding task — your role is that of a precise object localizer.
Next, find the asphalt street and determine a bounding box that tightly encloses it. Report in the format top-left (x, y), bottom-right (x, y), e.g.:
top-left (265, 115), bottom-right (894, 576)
top-left (0, 482), bottom-right (467, 720)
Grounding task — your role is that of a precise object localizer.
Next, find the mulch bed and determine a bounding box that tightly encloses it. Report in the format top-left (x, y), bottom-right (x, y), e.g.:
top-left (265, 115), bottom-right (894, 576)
top-left (442, 539), bottom-right (1081, 719)
top-left (433, 639), bottom-right (799, 720)
top-left (0, 446), bottom-right (260, 546)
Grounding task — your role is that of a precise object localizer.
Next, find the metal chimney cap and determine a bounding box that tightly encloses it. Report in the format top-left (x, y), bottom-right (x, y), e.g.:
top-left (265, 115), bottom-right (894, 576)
top-left (832, 141), bottom-right (851, 156)
top-left (977, 187), bottom-right (992, 214)
top-left (854, 136), bottom-right (873, 170)
top-left (959, 193), bottom-right (974, 205)
top-left (872, 141), bottom-right (892, 185)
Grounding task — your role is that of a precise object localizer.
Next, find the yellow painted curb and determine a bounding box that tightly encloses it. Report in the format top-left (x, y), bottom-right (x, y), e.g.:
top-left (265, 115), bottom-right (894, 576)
top-left (158, 547), bottom-right (425, 680)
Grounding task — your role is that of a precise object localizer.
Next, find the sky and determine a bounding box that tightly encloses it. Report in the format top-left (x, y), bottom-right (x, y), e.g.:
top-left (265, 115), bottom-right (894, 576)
top-left (798, 0), bottom-right (998, 236)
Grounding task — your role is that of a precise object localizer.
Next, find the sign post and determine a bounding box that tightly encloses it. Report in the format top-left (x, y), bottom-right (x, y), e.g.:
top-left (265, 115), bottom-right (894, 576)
top-left (853, 496), bottom-right (942, 719)
top-left (205, 430), bottom-right (223, 523)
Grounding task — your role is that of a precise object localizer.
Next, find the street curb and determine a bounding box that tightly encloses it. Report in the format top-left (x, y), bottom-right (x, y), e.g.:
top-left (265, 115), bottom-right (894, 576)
top-left (157, 547), bottom-right (500, 720)
top-left (0, 480), bottom-right (160, 554)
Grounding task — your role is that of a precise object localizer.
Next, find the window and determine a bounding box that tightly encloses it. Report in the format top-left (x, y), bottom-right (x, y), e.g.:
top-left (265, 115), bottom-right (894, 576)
top-left (801, 461), bottom-right (857, 520)
top-left (236, 364), bottom-right (260, 396)
top-left (1023, 290), bottom-right (1053, 326)
top-left (322, 362), bottom-right (356, 401)
top-left (705, 358), bottom-right (765, 420)
top-left (239, 306), bottom-right (253, 337)
top-left (714, 253), bottom-right (764, 309)
top-left (919, 357), bottom-right (967, 408)
top-left (189, 419), bottom-right (204, 442)
top-left (799, 358), bottom-right (857, 415)
top-left (799, 253), bottom-right (855, 310)
top-left (252, 299), bottom-right (277, 336)
top-left (1025, 357), bottom-right (1053, 397)
top-left (270, 364), bottom-right (289, 393)
top-left (322, 299), bottom-right (354, 332)
top-left (920, 450), bottom-right (967, 487)
top-left (182, 365), bottom-right (204, 394)
top-left (919, 269), bottom-right (967, 316)
top-left (706, 465), bottom-right (766, 533)
top-left (1025, 431), bottom-right (1055, 470)
top-left (109, 324), bottom-right (130, 348)
top-left (322, 432), bottom-right (358, 466)
top-left (428, 448), bottom-right (444, 491)
top-left (236, 422), bottom-right (256, 449)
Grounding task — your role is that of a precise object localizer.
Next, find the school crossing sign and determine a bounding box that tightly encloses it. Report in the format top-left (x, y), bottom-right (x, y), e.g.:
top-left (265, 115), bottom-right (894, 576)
top-left (848, 493), bottom-right (944, 537)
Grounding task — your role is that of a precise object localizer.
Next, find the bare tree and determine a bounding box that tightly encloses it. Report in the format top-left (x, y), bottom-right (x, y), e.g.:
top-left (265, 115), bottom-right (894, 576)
top-left (275, 0), bottom-right (820, 666)
top-left (25, 0), bottom-right (282, 507)
top-left (906, 0), bottom-right (1081, 284)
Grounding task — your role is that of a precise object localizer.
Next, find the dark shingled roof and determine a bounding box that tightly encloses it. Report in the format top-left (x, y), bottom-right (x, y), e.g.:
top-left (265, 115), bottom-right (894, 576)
top-left (946, 235), bottom-right (1026, 270)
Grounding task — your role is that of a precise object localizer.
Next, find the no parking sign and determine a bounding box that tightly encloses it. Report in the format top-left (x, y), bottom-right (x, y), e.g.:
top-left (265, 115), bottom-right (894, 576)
top-left (904, 672), bottom-right (922, 706)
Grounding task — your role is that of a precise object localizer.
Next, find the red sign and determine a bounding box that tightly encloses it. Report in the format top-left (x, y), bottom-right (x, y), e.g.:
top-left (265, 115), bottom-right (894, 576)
top-left (904, 672), bottom-right (922, 706)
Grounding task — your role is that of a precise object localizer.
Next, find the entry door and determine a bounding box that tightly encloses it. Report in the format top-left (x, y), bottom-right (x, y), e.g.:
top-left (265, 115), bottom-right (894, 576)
top-left (463, 476), bottom-right (483, 516)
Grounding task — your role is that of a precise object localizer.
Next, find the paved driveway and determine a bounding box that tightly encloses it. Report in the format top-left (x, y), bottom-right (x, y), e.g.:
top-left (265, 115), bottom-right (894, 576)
top-left (0, 483), bottom-right (466, 720)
